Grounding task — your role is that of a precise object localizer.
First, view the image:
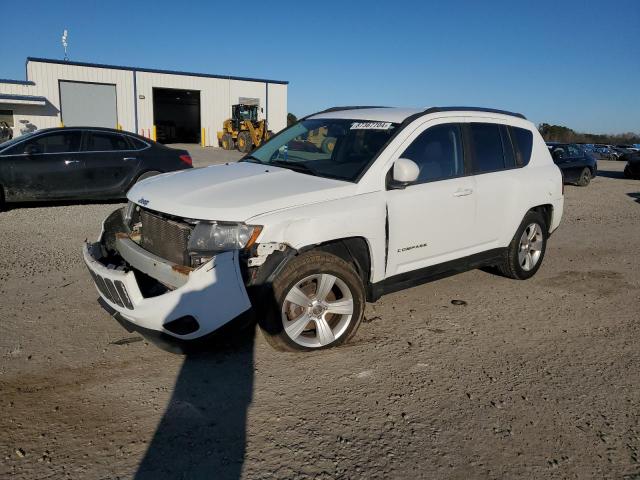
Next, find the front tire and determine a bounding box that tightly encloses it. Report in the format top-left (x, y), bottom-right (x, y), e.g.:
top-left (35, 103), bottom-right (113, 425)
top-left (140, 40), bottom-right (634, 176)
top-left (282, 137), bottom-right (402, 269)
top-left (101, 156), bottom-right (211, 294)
top-left (496, 211), bottom-right (548, 280)
top-left (237, 131), bottom-right (253, 153)
top-left (258, 251), bottom-right (365, 352)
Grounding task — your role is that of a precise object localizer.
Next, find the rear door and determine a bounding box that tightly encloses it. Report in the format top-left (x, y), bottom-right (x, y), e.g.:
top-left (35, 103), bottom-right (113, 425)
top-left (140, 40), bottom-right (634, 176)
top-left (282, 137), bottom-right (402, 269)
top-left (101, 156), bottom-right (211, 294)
top-left (81, 131), bottom-right (142, 198)
top-left (466, 122), bottom-right (520, 249)
top-left (3, 130), bottom-right (83, 200)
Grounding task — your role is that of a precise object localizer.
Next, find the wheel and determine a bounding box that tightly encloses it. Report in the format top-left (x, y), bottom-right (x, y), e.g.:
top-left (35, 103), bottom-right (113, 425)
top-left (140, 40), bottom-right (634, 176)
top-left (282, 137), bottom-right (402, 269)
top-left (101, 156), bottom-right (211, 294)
top-left (258, 251), bottom-right (365, 352)
top-left (237, 131), bottom-right (253, 153)
top-left (496, 211), bottom-right (547, 280)
top-left (221, 133), bottom-right (235, 150)
top-left (624, 165), bottom-right (635, 179)
top-left (134, 170), bottom-right (161, 184)
top-left (577, 167), bottom-right (591, 186)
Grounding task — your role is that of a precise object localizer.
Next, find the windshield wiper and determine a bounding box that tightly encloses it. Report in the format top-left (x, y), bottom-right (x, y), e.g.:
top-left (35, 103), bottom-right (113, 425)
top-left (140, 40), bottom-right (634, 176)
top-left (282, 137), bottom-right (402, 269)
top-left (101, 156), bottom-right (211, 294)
top-left (241, 155), bottom-right (264, 164)
top-left (270, 159), bottom-right (318, 176)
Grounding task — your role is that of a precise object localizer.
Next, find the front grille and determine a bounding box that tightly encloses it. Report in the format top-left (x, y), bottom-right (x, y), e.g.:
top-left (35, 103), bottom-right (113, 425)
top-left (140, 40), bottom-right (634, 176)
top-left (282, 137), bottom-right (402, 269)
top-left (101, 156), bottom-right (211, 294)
top-left (140, 209), bottom-right (192, 265)
top-left (88, 270), bottom-right (133, 310)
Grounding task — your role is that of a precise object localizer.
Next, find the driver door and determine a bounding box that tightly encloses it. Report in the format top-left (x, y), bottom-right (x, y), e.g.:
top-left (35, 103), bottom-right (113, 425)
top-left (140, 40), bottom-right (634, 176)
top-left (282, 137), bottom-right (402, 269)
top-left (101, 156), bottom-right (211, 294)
top-left (6, 130), bottom-right (84, 200)
top-left (385, 122), bottom-right (477, 278)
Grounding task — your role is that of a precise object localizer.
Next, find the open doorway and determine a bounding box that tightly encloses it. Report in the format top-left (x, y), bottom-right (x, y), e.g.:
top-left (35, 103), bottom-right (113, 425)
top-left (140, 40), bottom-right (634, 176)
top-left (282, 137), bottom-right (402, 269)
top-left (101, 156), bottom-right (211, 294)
top-left (152, 88), bottom-right (201, 144)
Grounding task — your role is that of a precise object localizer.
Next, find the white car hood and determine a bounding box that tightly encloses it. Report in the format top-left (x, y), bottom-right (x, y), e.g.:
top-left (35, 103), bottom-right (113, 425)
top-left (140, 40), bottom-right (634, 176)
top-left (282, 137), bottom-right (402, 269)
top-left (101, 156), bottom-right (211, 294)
top-left (127, 162), bottom-right (356, 221)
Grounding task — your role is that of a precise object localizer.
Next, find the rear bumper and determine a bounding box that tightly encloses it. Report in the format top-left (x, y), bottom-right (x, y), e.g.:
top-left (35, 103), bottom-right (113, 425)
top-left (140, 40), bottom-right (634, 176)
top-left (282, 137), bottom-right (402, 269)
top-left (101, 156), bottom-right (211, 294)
top-left (83, 241), bottom-right (251, 341)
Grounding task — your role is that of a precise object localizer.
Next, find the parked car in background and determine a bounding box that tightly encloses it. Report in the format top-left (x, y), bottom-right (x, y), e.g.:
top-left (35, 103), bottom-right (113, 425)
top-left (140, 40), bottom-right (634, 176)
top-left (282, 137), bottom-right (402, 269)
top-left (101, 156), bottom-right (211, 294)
top-left (624, 152), bottom-right (640, 179)
top-left (0, 127), bottom-right (192, 206)
top-left (0, 121), bottom-right (12, 143)
top-left (547, 142), bottom-right (598, 186)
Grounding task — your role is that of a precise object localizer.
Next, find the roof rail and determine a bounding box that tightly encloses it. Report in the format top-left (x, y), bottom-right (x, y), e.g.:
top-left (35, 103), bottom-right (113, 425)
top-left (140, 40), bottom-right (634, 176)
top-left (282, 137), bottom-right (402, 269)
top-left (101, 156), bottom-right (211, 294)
top-left (423, 106), bottom-right (526, 119)
top-left (318, 106), bottom-right (389, 114)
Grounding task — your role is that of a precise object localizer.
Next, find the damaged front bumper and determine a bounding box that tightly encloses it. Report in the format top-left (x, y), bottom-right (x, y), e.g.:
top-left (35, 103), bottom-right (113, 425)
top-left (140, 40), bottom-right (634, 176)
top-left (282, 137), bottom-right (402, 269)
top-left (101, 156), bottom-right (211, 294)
top-left (83, 211), bottom-right (252, 342)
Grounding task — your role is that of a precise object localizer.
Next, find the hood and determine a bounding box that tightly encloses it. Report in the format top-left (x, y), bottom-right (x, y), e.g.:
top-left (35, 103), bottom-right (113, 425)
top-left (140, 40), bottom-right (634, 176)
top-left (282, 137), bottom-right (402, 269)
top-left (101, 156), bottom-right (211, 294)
top-left (127, 162), bottom-right (356, 221)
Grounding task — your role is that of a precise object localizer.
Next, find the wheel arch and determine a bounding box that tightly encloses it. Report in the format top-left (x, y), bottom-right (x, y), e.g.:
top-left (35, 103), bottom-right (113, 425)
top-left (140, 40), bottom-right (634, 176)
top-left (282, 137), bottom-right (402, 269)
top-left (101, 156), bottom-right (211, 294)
top-left (529, 204), bottom-right (553, 232)
top-left (299, 237), bottom-right (373, 286)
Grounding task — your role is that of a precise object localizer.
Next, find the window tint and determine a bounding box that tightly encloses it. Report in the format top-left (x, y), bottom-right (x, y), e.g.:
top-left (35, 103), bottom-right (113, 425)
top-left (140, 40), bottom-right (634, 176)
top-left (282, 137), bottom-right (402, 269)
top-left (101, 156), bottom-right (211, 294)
top-left (84, 132), bottom-right (130, 152)
top-left (468, 123), bottom-right (505, 173)
top-left (509, 127), bottom-right (533, 166)
top-left (566, 144), bottom-right (583, 157)
top-left (400, 123), bottom-right (464, 183)
top-left (10, 131), bottom-right (82, 154)
top-left (127, 136), bottom-right (148, 150)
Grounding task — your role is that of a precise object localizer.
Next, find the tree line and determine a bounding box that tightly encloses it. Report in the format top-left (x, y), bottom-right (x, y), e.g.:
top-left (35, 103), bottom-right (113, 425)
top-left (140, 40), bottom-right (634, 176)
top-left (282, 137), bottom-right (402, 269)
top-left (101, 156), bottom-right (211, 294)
top-left (538, 123), bottom-right (640, 145)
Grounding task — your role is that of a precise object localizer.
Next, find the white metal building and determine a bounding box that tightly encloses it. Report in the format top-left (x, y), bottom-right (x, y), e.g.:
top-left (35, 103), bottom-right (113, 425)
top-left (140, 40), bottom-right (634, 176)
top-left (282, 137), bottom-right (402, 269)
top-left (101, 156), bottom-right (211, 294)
top-left (0, 57), bottom-right (288, 146)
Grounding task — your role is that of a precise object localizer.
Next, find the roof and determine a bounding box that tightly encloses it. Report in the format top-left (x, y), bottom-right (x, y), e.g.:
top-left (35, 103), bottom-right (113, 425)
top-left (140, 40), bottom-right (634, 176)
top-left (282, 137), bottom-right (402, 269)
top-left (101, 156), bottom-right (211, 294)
top-left (0, 93), bottom-right (47, 106)
top-left (27, 57), bottom-right (289, 85)
top-left (310, 106), bottom-right (527, 123)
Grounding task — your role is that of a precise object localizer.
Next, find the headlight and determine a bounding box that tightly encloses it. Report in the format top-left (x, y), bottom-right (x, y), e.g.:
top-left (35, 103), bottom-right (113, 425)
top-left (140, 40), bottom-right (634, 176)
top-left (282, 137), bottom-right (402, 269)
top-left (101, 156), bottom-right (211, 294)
top-left (187, 222), bottom-right (262, 253)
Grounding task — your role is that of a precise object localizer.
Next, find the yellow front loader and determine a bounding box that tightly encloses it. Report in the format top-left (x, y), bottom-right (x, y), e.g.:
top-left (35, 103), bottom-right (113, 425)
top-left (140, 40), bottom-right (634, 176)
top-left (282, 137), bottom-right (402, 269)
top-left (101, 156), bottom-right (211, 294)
top-left (217, 104), bottom-right (273, 153)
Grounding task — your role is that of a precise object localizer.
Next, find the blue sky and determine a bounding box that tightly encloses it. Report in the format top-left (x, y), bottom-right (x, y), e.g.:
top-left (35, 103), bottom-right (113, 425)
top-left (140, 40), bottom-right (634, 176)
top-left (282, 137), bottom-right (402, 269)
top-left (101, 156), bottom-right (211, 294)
top-left (2, 0), bottom-right (639, 133)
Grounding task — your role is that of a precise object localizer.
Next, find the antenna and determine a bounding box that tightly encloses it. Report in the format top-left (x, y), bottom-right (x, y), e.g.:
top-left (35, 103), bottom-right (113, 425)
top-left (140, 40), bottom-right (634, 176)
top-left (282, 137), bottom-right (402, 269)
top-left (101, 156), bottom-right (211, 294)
top-left (61, 29), bottom-right (69, 61)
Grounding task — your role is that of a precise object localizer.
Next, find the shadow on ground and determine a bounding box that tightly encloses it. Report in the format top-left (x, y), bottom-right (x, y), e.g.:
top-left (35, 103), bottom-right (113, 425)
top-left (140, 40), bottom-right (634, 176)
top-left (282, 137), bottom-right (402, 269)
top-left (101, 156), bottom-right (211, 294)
top-left (135, 324), bottom-right (256, 480)
top-left (595, 169), bottom-right (626, 180)
top-left (628, 192), bottom-right (640, 204)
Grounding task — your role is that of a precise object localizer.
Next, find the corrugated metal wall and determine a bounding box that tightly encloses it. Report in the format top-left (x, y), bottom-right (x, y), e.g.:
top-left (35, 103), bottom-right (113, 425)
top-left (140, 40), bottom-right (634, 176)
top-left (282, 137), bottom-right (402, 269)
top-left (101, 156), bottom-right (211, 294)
top-left (0, 60), bottom-right (288, 145)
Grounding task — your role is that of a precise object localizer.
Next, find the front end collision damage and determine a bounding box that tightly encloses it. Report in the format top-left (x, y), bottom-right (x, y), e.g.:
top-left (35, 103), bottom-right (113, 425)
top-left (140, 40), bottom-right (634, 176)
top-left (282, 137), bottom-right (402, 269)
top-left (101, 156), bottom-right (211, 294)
top-left (84, 207), bottom-right (297, 343)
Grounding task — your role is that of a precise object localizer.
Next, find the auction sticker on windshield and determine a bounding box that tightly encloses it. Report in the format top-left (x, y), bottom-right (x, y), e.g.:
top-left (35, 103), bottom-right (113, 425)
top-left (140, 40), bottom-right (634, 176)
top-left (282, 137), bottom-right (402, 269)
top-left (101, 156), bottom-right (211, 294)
top-left (350, 122), bottom-right (393, 130)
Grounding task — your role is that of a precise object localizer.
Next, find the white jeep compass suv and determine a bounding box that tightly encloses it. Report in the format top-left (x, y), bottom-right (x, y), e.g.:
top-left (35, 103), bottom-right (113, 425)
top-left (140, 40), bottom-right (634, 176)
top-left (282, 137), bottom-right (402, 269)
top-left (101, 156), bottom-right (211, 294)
top-left (83, 106), bottom-right (564, 352)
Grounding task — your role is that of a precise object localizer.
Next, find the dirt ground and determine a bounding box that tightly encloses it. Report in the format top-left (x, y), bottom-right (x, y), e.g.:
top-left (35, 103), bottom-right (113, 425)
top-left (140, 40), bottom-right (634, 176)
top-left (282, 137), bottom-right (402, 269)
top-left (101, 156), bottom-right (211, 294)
top-left (1, 153), bottom-right (639, 480)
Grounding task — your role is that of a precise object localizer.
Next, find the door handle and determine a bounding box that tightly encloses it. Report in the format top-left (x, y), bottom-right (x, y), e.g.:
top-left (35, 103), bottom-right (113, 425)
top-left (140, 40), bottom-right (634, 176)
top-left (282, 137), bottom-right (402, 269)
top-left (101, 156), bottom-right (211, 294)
top-left (64, 160), bottom-right (80, 165)
top-left (453, 188), bottom-right (473, 197)
top-left (123, 157), bottom-right (137, 161)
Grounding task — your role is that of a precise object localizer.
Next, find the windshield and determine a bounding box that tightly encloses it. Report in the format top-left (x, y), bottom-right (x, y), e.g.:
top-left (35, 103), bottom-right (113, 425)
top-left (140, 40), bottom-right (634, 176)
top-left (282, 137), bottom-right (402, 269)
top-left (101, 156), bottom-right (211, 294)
top-left (0, 131), bottom-right (38, 152)
top-left (245, 118), bottom-right (399, 182)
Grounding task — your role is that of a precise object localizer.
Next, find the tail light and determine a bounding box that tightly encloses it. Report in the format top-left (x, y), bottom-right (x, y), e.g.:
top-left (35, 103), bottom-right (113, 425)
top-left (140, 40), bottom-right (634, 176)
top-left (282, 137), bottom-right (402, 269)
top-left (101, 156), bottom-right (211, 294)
top-left (179, 154), bottom-right (193, 167)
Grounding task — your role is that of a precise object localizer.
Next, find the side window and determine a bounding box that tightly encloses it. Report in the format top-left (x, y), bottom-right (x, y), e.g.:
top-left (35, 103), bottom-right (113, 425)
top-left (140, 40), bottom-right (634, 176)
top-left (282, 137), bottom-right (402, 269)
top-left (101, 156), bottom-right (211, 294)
top-left (509, 127), bottom-right (533, 166)
top-left (468, 123), bottom-right (505, 173)
top-left (84, 132), bottom-right (130, 152)
top-left (500, 125), bottom-right (516, 168)
top-left (566, 144), bottom-right (582, 157)
top-left (17, 131), bottom-right (81, 154)
top-left (127, 136), bottom-right (148, 150)
top-left (400, 123), bottom-right (464, 183)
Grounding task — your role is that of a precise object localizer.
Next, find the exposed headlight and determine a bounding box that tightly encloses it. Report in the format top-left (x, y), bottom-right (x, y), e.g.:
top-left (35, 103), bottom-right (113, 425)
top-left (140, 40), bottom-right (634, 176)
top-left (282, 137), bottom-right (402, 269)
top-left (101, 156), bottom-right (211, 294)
top-left (188, 222), bottom-right (262, 254)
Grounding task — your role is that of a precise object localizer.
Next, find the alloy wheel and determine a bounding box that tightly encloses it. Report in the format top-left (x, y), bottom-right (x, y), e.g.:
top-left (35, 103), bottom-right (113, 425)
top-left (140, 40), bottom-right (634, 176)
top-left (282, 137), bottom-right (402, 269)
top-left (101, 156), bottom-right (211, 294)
top-left (518, 223), bottom-right (543, 271)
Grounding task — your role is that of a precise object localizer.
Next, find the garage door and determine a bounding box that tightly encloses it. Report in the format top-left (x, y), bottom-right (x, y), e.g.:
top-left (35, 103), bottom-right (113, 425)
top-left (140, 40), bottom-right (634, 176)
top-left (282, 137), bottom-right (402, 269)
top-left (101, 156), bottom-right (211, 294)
top-left (60, 81), bottom-right (117, 128)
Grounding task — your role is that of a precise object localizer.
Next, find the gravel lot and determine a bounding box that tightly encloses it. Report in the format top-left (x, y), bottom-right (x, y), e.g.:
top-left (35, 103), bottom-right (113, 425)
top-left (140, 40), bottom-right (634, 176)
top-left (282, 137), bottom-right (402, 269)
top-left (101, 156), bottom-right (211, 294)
top-left (1, 152), bottom-right (639, 479)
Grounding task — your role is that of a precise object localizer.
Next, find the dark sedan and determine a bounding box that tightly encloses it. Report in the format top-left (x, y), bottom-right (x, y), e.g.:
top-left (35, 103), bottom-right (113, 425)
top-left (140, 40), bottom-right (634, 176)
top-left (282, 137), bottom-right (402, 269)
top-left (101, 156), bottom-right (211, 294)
top-left (624, 152), bottom-right (640, 179)
top-left (547, 143), bottom-right (598, 186)
top-left (0, 127), bottom-right (192, 206)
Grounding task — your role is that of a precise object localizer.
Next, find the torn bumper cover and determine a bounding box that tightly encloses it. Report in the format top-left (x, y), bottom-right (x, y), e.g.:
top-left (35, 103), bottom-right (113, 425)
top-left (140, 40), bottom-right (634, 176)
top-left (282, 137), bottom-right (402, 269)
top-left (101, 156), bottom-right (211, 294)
top-left (83, 221), bottom-right (252, 342)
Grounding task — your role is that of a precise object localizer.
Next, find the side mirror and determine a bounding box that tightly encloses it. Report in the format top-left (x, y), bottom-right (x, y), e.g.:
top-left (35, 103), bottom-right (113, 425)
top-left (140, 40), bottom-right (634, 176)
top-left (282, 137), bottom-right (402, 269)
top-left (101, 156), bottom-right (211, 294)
top-left (389, 158), bottom-right (419, 189)
top-left (24, 144), bottom-right (40, 156)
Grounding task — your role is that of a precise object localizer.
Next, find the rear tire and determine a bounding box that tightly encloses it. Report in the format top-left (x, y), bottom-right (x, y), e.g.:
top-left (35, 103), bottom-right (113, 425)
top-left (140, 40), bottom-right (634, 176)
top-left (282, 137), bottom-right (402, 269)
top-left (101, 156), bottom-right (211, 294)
top-left (258, 251), bottom-right (365, 352)
top-left (577, 167), bottom-right (591, 186)
top-left (624, 165), bottom-right (635, 179)
top-left (496, 211), bottom-right (548, 280)
top-left (237, 131), bottom-right (253, 153)
top-left (221, 133), bottom-right (235, 150)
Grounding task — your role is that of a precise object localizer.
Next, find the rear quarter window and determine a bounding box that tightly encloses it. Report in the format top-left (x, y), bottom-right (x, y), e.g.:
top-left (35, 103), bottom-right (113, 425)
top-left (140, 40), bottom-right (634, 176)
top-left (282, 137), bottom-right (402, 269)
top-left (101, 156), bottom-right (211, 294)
top-left (509, 127), bottom-right (533, 166)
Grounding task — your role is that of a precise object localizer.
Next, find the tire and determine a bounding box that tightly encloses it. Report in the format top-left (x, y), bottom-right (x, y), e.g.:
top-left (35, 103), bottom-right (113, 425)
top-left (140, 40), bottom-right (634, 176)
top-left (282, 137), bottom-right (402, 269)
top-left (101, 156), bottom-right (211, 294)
top-left (624, 165), bottom-right (635, 179)
top-left (237, 131), bottom-right (253, 153)
top-left (221, 133), bottom-right (235, 150)
top-left (577, 167), bottom-right (591, 186)
top-left (258, 251), bottom-right (365, 352)
top-left (496, 210), bottom-right (548, 280)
